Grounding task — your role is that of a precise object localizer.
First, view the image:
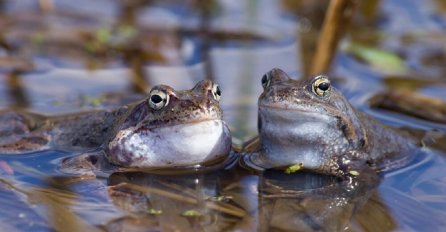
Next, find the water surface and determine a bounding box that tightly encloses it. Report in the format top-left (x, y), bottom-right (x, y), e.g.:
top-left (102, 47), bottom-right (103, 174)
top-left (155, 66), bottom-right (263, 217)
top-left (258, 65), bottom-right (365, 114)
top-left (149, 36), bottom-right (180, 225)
top-left (0, 0), bottom-right (446, 231)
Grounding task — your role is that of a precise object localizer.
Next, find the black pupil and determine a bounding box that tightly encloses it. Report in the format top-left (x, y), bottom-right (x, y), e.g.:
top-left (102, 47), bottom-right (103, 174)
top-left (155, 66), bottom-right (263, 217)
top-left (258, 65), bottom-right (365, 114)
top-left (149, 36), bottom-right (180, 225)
top-left (261, 74), bottom-right (268, 84)
top-left (318, 82), bottom-right (330, 91)
top-left (216, 86), bottom-right (221, 96)
top-left (151, 94), bottom-right (163, 104)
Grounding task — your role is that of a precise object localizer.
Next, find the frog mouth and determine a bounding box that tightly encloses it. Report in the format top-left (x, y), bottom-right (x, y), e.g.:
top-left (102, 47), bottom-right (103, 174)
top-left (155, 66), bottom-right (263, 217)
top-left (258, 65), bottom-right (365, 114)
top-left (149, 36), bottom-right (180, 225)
top-left (259, 102), bottom-right (336, 120)
top-left (136, 117), bottom-right (225, 131)
top-left (259, 101), bottom-right (329, 113)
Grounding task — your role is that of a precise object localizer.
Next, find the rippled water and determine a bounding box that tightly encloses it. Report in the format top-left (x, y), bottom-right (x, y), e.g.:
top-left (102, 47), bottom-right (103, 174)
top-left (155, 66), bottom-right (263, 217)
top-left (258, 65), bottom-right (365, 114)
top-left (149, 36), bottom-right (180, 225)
top-left (0, 0), bottom-right (445, 231)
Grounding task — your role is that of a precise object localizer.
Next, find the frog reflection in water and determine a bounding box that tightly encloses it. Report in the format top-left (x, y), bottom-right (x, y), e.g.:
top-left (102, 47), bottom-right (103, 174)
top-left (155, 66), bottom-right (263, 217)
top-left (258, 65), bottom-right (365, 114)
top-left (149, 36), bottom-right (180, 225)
top-left (0, 80), bottom-right (232, 169)
top-left (243, 68), bottom-right (419, 176)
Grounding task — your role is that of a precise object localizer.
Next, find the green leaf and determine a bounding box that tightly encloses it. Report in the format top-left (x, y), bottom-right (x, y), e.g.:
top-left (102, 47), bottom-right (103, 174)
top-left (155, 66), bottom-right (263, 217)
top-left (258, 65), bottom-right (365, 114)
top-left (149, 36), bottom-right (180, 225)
top-left (181, 210), bottom-right (202, 217)
top-left (147, 208), bottom-right (162, 215)
top-left (96, 28), bottom-right (111, 44)
top-left (284, 163), bottom-right (303, 174)
top-left (344, 42), bottom-right (407, 73)
top-left (349, 170), bottom-right (360, 176)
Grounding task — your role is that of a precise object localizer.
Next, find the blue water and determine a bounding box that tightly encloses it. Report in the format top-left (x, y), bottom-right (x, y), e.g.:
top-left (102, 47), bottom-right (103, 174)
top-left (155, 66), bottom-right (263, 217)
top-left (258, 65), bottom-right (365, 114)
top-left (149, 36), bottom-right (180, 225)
top-left (0, 0), bottom-right (445, 231)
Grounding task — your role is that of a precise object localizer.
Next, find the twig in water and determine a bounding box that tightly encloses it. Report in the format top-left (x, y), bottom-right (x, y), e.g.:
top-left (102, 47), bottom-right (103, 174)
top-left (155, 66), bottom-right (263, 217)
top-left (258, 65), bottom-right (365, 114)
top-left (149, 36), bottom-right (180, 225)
top-left (310, 0), bottom-right (357, 76)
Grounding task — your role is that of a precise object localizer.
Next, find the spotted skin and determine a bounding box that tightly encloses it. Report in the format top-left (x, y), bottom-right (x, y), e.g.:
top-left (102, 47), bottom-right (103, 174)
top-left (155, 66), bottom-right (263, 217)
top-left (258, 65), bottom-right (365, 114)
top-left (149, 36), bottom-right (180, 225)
top-left (106, 80), bottom-right (232, 168)
top-left (1, 80), bottom-right (232, 171)
top-left (245, 68), bottom-right (418, 176)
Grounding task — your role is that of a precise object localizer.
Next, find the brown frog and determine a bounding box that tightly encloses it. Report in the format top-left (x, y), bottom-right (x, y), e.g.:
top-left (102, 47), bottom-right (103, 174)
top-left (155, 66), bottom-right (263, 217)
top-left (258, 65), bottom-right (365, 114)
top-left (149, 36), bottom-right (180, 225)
top-left (105, 80), bottom-right (231, 168)
top-left (0, 80), bottom-right (232, 169)
top-left (243, 68), bottom-right (419, 176)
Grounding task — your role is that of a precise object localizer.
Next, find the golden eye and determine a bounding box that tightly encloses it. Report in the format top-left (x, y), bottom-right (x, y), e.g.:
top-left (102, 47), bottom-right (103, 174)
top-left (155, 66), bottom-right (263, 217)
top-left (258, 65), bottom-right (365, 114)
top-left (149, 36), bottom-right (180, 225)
top-left (261, 73), bottom-right (270, 89)
top-left (312, 76), bottom-right (331, 97)
top-left (211, 83), bottom-right (221, 101)
top-left (148, 89), bottom-right (169, 110)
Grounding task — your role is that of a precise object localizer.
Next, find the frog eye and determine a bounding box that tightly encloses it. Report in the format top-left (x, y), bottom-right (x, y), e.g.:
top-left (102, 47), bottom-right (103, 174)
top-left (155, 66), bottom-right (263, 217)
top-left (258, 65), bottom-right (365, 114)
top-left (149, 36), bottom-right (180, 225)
top-left (311, 76), bottom-right (331, 97)
top-left (148, 89), bottom-right (169, 110)
top-left (211, 83), bottom-right (221, 101)
top-left (261, 73), bottom-right (270, 89)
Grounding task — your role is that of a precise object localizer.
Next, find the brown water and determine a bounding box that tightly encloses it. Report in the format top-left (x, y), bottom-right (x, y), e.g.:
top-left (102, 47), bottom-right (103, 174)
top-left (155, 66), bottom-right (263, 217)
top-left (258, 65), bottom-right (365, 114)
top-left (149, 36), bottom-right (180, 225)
top-left (0, 0), bottom-right (446, 231)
